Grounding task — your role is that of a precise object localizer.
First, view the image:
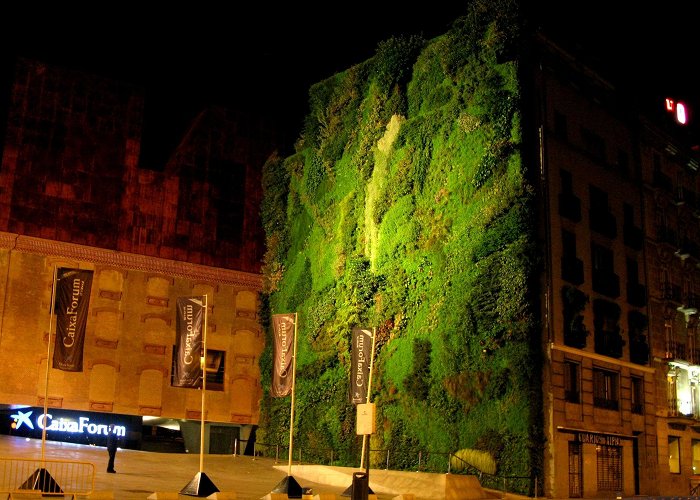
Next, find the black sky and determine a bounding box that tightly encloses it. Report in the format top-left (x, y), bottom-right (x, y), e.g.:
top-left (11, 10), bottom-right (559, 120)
top-left (1, 1), bottom-right (697, 166)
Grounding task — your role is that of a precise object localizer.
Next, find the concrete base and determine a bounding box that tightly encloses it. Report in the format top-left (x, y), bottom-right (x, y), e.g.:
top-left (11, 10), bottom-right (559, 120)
top-left (274, 465), bottom-right (495, 500)
top-left (146, 492), bottom-right (236, 499)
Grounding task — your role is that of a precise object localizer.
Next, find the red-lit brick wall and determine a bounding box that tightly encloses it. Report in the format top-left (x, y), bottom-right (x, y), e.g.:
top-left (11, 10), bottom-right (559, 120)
top-left (0, 58), bottom-right (272, 273)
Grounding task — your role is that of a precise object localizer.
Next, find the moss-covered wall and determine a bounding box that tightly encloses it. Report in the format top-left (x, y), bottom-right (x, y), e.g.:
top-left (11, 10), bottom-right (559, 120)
top-left (260, 1), bottom-right (541, 492)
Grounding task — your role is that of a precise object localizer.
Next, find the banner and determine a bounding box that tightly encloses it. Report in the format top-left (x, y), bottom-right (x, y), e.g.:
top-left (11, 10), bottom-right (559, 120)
top-left (271, 313), bottom-right (296, 397)
top-left (173, 297), bottom-right (204, 388)
top-left (53, 268), bottom-right (93, 372)
top-left (350, 328), bottom-right (372, 404)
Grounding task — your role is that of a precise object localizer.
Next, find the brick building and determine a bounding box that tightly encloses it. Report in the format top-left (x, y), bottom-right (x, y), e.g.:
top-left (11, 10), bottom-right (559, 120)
top-left (0, 58), bottom-right (279, 453)
top-left (534, 34), bottom-right (700, 496)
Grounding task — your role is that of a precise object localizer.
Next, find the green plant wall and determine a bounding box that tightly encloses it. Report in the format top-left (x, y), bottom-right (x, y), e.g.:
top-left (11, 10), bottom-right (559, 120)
top-left (260, 0), bottom-right (541, 492)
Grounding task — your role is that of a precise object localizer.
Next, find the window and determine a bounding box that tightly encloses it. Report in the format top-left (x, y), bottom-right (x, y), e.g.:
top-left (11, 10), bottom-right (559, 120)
top-left (581, 127), bottom-right (606, 162)
top-left (170, 348), bottom-right (225, 391)
top-left (669, 436), bottom-right (681, 474)
top-left (555, 110), bottom-right (568, 140)
top-left (591, 244), bottom-right (615, 274)
top-left (205, 350), bottom-right (226, 391)
top-left (631, 376), bottom-right (644, 414)
top-left (589, 186), bottom-right (616, 238)
top-left (593, 368), bottom-right (619, 410)
top-left (692, 439), bottom-right (700, 475)
top-left (617, 149), bottom-right (629, 175)
top-left (559, 169), bottom-right (581, 222)
top-left (561, 230), bottom-right (584, 285)
top-left (591, 244), bottom-right (619, 298)
top-left (561, 169), bottom-right (574, 194)
top-left (597, 445), bottom-right (622, 491)
top-left (564, 361), bottom-right (581, 403)
top-left (590, 185), bottom-right (610, 212)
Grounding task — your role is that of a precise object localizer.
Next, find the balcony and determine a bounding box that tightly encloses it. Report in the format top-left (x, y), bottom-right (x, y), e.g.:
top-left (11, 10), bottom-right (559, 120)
top-left (561, 255), bottom-right (584, 285)
top-left (668, 397), bottom-right (697, 420)
top-left (595, 331), bottom-right (625, 358)
top-left (678, 293), bottom-right (699, 315)
top-left (666, 341), bottom-right (687, 361)
top-left (661, 282), bottom-right (683, 303)
top-left (564, 321), bottom-right (588, 348)
top-left (657, 226), bottom-right (678, 247)
top-left (653, 170), bottom-right (673, 192)
top-left (629, 336), bottom-right (649, 365)
top-left (590, 209), bottom-right (617, 239)
top-left (559, 193), bottom-right (581, 222)
top-left (592, 270), bottom-right (620, 298)
top-left (626, 282), bottom-right (647, 307)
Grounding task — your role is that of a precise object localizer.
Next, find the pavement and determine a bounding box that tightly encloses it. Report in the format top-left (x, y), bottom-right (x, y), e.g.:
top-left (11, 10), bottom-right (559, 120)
top-left (0, 434), bottom-right (354, 500)
top-left (0, 435), bottom-right (502, 500)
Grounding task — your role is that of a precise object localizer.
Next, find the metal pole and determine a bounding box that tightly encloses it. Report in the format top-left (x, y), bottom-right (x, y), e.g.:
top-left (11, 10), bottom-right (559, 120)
top-left (199, 294), bottom-right (208, 473)
top-left (41, 265), bottom-right (58, 462)
top-left (287, 313), bottom-right (299, 476)
top-left (360, 328), bottom-right (377, 470)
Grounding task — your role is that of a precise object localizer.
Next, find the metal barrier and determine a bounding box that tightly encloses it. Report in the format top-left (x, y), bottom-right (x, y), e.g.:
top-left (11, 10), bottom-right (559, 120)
top-left (0, 456), bottom-right (95, 499)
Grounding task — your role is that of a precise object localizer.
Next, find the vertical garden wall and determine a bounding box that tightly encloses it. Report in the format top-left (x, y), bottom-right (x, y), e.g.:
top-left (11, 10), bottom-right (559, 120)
top-left (260, 1), bottom-right (541, 492)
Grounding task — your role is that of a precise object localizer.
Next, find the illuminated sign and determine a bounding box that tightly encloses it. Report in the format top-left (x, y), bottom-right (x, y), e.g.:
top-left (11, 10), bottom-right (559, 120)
top-left (576, 431), bottom-right (621, 446)
top-left (10, 410), bottom-right (126, 437)
top-left (665, 98), bottom-right (690, 125)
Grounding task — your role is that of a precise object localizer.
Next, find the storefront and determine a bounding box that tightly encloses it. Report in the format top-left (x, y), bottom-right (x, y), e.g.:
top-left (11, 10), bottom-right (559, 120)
top-left (0, 405), bottom-right (143, 449)
top-left (558, 427), bottom-right (638, 497)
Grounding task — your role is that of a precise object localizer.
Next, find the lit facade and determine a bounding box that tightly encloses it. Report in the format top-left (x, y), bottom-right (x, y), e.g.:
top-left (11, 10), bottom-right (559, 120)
top-left (0, 58), bottom-right (277, 452)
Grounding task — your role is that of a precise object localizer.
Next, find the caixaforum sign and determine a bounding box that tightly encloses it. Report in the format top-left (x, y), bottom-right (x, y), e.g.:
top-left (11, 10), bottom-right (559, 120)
top-left (10, 408), bottom-right (126, 437)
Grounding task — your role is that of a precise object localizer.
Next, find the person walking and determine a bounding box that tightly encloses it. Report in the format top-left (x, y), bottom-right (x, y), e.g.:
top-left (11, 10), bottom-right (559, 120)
top-left (106, 424), bottom-right (118, 473)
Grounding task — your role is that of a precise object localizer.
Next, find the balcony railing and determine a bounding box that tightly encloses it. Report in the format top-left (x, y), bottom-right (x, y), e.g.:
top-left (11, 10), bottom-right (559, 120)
top-left (661, 282), bottom-right (683, 303)
top-left (666, 341), bottom-right (687, 361)
top-left (657, 226), bottom-right (678, 247)
top-left (667, 397), bottom-right (697, 419)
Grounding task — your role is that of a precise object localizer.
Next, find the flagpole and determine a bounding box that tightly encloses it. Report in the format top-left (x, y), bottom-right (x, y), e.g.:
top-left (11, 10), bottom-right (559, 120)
top-left (287, 312), bottom-right (299, 476)
top-left (41, 265), bottom-right (58, 462)
top-left (359, 327), bottom-right (377, 470)
top-left (200, 294), bottom-right (208, 473)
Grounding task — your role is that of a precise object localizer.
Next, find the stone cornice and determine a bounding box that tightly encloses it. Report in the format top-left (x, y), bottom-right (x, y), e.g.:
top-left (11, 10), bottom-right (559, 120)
top-left (0, 232), bottom-right (263, 290)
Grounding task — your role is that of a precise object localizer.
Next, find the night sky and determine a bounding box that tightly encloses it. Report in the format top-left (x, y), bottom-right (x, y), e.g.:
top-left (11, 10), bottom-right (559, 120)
top-left (1, 1), bottom-right (697, 166)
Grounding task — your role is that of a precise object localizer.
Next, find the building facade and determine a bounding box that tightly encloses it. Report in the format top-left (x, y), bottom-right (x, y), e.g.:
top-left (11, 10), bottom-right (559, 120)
top-left (0, 58), bottom-right (278, 453)
top-left (534, 34), bottom-right (700, 497)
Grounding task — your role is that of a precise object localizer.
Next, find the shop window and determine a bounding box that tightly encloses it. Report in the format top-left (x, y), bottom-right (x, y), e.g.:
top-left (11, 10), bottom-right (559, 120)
top-left (569, 441), bottom-right (583, 498)
top-left (669, 436), bottom-right (681, 474)
top-left (596, 445), bottom-right (622, 491)
top-left (692, 439), bottom-right (700, 475)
